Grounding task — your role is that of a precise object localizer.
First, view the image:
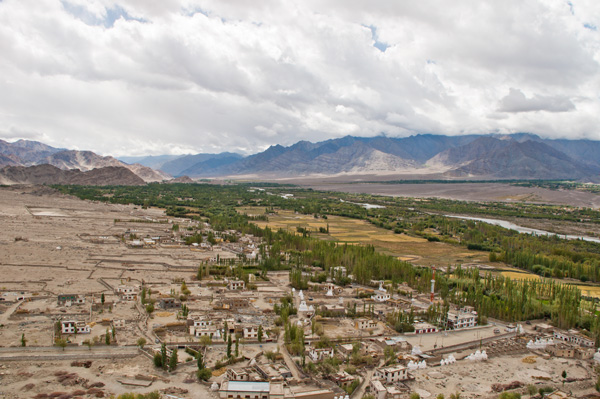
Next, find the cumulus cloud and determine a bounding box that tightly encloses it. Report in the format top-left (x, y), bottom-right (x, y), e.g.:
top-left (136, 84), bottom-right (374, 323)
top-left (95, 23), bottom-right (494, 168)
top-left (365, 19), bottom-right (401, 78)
top-left (0, 0), bottom-right (599, 156)
top-left (498, 88), bottom-right (576, 113)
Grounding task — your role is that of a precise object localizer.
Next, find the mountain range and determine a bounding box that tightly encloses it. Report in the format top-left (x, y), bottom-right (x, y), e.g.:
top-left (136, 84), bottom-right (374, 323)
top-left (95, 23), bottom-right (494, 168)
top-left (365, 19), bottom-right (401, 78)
top-left (0, 139), bottom-right (170, 184)
top-left (137, 133), bottom-right (599, 180)
top-left (1, 133), bottom-right (599, 184)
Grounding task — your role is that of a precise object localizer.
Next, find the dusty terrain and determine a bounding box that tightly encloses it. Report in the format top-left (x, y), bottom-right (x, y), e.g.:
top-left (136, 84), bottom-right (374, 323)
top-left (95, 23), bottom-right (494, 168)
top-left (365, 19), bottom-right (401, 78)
top-left (0, 355), bottom-right (214, 399)
top-left (0, 186), bottom-right (218, 398)
top-left (273, 179), bottom-right (600, 209)
top-left (409, 354), bottom-right (593, 398)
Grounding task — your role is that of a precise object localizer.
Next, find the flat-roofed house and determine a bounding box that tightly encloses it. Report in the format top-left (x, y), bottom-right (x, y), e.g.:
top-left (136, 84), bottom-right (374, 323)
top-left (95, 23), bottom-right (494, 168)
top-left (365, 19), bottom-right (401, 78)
top-left (446, 307), bottom-right (478, 330)
top-left (228, 279), bottom-right (246, 290)
top-left (355, 318), bottom-right (377, 330)
top-left (57, 294), bottom-right (85, 306)
top-left (308, 346), bottom-right (334, 362)
top-left (374, 365), bottom-right (409, 383)
top-left (414, 322), bottom-right (439, 334)
top-left (554, 329), bottom-right (595, 347)
top-left (61, 320), bottom-right (91, 334)
top-left (219, 381), bottom-right (270, 399)
top-left (371, 284), bottom-right (390, 302)
top-left (369, 379), bottom-right (387, 399)
top-left (227, 367), bottom-right (250, 381)
top-left (243, 325), bottom-right (260, 340)
top-left (159, 297), bottom-right (181, 309)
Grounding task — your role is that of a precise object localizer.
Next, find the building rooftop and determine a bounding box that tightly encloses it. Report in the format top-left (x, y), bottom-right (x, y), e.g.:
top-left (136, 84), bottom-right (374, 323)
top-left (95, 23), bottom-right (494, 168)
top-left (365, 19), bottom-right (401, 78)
top-left (223, 381), bottom-right (270, 392)
top-left (414, 322), bottom-right (437, 329)
top-left (370, 379), bottom-right (386, 392)
top-left (378, 364), bottom-right (407, 372)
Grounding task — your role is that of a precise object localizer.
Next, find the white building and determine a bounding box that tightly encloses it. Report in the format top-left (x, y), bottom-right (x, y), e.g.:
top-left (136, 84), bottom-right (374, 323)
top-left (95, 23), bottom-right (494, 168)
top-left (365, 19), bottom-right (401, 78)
top-left (446, 307), bottom-right (478, 330)
top-left (115, 285), bottom-right (138, 294)
top-left (374, 365), bottom-right (409, 383)
top-left (189, 318), bottom-right (221, 339)
top-left (554, 329), bottom-right (595, 347)
top-left (369, 379), bottom-right (403, 399)
top-left (298, 301), bottom-right (315, 318)
top-left (115, 285), bottom-right (138, 301)
top-left (414, 322), bottom-right (439, 334)
top-left (369, 379), bottom-right (387, 399)
top-left (219, 381), bottom-right (271, 399)
top-left (243, 325), bottom-right (260, 339)
top-left (227, 368), bottom-right (250, 381)
top-left (323, 283), bottom-right (341, 295)
top-left (61, 320), bottom-right (91, 334)
top-left (191, 318), bottom-right (213, 329)
top-left (308, 347), bottom-right (334, 362)
top-left (371, 283), bottom-right (390, 302)
top-left (228, 279), bottom-right (246, 290)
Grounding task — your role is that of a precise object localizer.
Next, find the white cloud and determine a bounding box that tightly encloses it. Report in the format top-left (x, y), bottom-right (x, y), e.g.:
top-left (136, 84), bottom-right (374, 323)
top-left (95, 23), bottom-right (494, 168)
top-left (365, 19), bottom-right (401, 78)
top-left (0, 0), bottom-right (599, 156)
top-left (498, 88), bottom-right (576, 113)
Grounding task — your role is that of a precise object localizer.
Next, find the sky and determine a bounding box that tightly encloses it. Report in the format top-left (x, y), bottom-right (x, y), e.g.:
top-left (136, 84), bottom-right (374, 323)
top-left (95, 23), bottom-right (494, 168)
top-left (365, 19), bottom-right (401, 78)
top-left (0, 0), bottom-right (599, 157)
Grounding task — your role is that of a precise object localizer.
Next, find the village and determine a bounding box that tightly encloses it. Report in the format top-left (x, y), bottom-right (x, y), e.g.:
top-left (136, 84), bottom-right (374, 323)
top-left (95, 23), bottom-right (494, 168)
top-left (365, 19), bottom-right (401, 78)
top-left (0, 186), bottom-right (599, 399)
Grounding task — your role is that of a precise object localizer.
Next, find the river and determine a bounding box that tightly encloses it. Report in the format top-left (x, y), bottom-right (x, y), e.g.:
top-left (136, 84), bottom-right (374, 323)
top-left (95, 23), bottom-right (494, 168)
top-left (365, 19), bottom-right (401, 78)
top-left (445, 215), bottom-right (600, 244)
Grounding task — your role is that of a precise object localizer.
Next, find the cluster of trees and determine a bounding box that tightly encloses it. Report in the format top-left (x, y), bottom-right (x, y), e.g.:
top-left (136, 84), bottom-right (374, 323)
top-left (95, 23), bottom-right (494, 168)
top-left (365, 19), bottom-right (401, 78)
top-left (513, 180), bottom-right (600, 194)
top-left (289, 268), bottom-right (309, 289)
top-left (273, 295), bottom-right (297, 325)
top-left (387, 309), bottom-right (415, 333)
top-left (196, 347), bottom-right (212, 381)
top-left (153, 343), bottom-right (178, 371)
top-left (446, 266), bottom-right (600, 344)
top-left (497, 235), bottom-right (600, 282)
top-left (284, 321), bottom-right (305, 357)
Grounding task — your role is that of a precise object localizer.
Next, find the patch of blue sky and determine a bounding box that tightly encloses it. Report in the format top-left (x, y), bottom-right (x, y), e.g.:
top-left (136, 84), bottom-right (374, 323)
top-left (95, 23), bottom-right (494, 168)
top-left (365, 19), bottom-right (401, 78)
top-left (184, 7), bottom-right (210, 18)
top-left (365, 25), bottom-right (389, 52)
top-left (61, 1), bottom-right (146, 28)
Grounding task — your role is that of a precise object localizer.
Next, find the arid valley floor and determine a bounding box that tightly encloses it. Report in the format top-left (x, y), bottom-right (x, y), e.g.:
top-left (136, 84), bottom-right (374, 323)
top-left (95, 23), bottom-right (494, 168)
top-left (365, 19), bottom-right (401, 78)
top-left (0, 185), bottom-right (599, 399)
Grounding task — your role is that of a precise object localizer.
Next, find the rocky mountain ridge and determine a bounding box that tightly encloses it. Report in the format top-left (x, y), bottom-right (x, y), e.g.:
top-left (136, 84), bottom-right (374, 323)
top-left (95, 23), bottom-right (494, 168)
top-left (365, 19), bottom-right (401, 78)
top-left (0, 140), bottom-right (170, 182)
top-left (0, 164), bottom-right (145, 186)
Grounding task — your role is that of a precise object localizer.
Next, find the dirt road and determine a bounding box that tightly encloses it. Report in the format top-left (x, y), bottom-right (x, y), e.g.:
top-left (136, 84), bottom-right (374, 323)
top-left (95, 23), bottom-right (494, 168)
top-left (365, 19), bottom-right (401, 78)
top-left (0, 299), bottom-right (23, 324)
top-left (278, 330), bottom-right (303, 380)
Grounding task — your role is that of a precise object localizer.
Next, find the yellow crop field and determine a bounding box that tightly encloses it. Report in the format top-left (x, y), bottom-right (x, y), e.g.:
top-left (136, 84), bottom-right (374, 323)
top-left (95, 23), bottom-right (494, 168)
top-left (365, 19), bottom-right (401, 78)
top-left (501, 271), bottom-right (541, 281)
top-left (238, 206), bottom-right (492, 266)
top-left (576, 285), bottom-right (600, 299)
top-left (369, 234), bottom-right (427, 243)
top-left (501, 271), bottom-right (600, 298)
top-left (398, 256), bottom-right (420, 261)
